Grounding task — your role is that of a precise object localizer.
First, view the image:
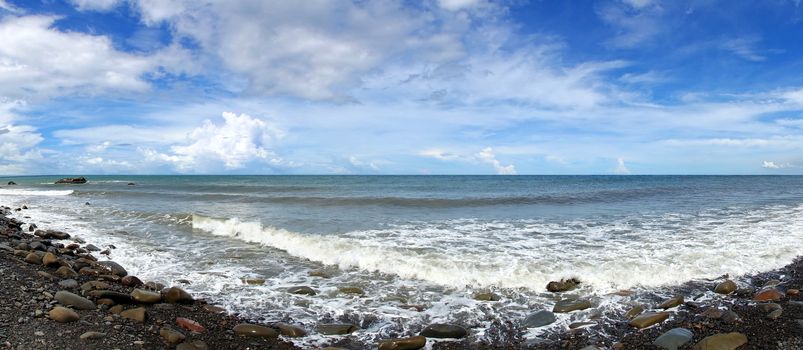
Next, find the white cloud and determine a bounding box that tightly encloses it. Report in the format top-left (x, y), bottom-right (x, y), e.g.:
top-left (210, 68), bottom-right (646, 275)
top-left (721, 37), bottom-right (766, 62)
top-left (598, 1), bottom-right (663, 48)
top-left (663, 136), bottom-right (803, 148)
top-left (0, 0), bottom-right (21, 13)
top-left (54, 125), bottom-right (187, 146)
top-left (613, 157), bottom-right (631, 174)
top-left (621, 0), bottom-right (655, 9)
top-left (438, 0), bottom-right (483, 11)
top-left (0, 15), bottom-right (193, 100)
top-left (0, 124), bottom-right (44, 173)
top-left (762, 160), bottom-right (792, 169)
top-left (69, 0), bottom-right (123, 12)
top-left (476, 147), bottom-right (516, 175)
top-left (347, 156), bottom-right (380, 171)
top-left (419, 148), bottom-right (461, 161)
top-left (143, 112), bottom-right (285, 172)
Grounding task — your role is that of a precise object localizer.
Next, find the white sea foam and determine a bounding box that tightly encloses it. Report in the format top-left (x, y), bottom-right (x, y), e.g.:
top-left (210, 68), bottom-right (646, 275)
top-left (0, 189), bottom-right (74, 196)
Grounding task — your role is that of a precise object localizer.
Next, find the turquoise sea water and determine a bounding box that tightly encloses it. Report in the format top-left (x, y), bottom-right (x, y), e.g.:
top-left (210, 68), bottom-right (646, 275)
top-left (2, 175), bottom-right (803, 344)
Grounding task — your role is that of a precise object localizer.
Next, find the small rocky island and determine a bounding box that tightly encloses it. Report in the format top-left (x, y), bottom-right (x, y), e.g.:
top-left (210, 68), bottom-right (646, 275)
top-left (54, 177), bottom-right (87, 184)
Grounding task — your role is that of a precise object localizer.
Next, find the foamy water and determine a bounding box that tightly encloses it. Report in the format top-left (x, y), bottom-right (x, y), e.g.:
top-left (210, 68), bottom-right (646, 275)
top-left (1, 175), bottom-right (802, 346)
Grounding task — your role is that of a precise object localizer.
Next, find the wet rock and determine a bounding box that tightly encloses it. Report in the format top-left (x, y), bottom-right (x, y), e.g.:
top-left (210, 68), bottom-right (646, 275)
top-left (553, 299), bottom-right (592, 313)
top-left (721, 310), bottom-right (740, 324)
top-left (97, 298), bottom-right (115, 306)
top-left (624, 305), bottom-right (644, 319)
top-left (55, 266), bottom-right (78, 278)
top-left (523, 310), bottom-right (557, 328)
top-left (787, 289), bottom-right (800, 296)
top-left (176, 317), bottom-right (204, 333)
top-left (754, 288), bottom-right (784, 301)
top-left (309, 269), bottom-right (333, 278)
top-left (569, 322), bottom-right (596, 329)
top-left (176, 340), bottom-right (208, 350)
top-left (79, 331), bottom-right (106, 340)
top-left (757, 303), bottom-right (782, 313)
top-left (96, 261), bottom-right (127, 277)
top-left (701, 307), bottom-right (723, 319)
top-left (378, 335), bottom-right (426, 350)
top-left (316, 323), bottom-right (359, 335)
top-left (7, 181), bottom-right (15, 185)
top-left (275, 322), bottom-right (307, 337)
top-left (658, 295), bottom-right (684, 309)
top-left (338, 286), bottom-right (365, 295)
top-left (768, 309), bottom-right (783, 319)
top-left (87, 290), bottom-right (133, 303)
top-left (288, 286), bottom-right (317, 295)
top-left (692, 332), bottom-right (747, 350)
top-left (85, 244), bottom-right (100, 252)
top-left (131, 288), bottom-right (161, 304)
top-left (654, 328), bottom-right (693, 350)
top-left (24, 252), bottom-right (42, 264)
top-left (80, 281), bottom-right (109, 292)
top-left (49, 306), bottom-right (79, 323)
top-left (144, 281), bottom-right (165, 291)
top-left (473, 292), bottom-right (501, 301)
top-left (120, 307), bottom-right (146, 322)
top-left (58, 279), bottom-right (78, 289)
top-left (121, 275), bottom-right (143, 287)
top-left (164, 287), bottom-right (194, 304)
top-left (159, 327), bottom-right (186, 345)
top-left (714, 280), bottom-right (737, 294)
top-left (240, 278), bottom-right (265, 285)
top-left (546, 278), bottom-right (580, 293)
top-left (202, 305), bottom-right (226, 313)
top-left (420, 324), bottom-right (467, 339)
top-left (55, 291), bottom-right (96, 310)
top-left (233, 323), bottom-right (278, 338)
top-left (629, 312), bottom-right (670, 328)
top-left (42, 252), bottom-right (59, 267)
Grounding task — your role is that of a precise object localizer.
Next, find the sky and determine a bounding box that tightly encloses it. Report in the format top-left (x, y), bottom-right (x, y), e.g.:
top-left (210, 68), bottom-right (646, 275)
top-left (1, 0), bottom-right (803, 175)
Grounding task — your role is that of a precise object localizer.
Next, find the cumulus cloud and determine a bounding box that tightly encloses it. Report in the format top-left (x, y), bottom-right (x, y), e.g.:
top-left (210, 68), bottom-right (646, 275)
top-left (143, 112), bottom-right (285, 172)
top-left (0, 124), bottom-right (44, 174)
top-left (613, 157), bottom-right (631, 174)
top-left (762, 160), bottom-right (792, 169)
top-left (476, 147), bottom-right (516, 175)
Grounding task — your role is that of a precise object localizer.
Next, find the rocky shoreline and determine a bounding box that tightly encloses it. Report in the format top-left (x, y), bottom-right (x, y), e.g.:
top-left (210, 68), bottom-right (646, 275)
top-left (1, 204), bottom-right (803, 349)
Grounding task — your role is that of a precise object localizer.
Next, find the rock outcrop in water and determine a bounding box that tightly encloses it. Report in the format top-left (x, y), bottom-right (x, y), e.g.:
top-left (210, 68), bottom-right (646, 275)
top-left (546, 278), bottom-right (580, 292)
top-left (55, 176), bottom-right (87, 184)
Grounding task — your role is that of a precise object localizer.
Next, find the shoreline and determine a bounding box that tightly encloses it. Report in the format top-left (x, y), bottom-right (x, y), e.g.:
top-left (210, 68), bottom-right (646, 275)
top-left (0, 205), bottom-right (802, 349)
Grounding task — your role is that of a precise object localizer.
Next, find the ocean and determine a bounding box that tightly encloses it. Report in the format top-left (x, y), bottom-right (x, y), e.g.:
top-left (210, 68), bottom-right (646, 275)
top-left (2, 175), bottom-right (802, 345)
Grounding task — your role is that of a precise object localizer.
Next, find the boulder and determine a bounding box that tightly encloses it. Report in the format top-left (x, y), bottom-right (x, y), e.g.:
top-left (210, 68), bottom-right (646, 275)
top-left (316, 323), bottom-right (359, 335)
top-left (131, 289), bottom-right (161, 304)
top-left (754, 288), bottom-right (784, 302)
top-left (629, 312), bottom-right (670, 328)
top-left (522, 310), bottom-right (556, 328)
top-left (24, 253), bottom-right (42, 264)
top-left (121, 275), bottom-right (143, 287)
top-left (420, 324), bottom-right (468, 339)
top-left (164, 287), bottom-right (194, 304)
top-left (275, 322), bottom-right (307, 337)
top-left (55, 291), bottom-right (96, 310)
top-left (233, 323), bottom-right (278, 338)
top-left (55, 177), bottom-right (87, 184)
top-left (378, 335), bottom-right (426, 350)
top-left (160, 327), bottom-right (186, 345)
top-left (42, 252), bottom-right (59, 267)
top-left (714, 280), bottom-right (737, 294)
top-left (653, 328), bottom-right (693, 350)
top-left (120, 307), bottom-right (146, 322)
top-left (96, 261), bottom-right (127, 277)
top-left (658, 295), bottom-right (684, 309)
top-left (49, 306), bottom-right (79, 323)
top-left (546, 278), bottom-right (580, 293)
top-left (553, 299), bottom-right (592, 313)
top-left (692, 332), bottom-right (747, 350)
top-left (55, 266), bottom-right (78, 277)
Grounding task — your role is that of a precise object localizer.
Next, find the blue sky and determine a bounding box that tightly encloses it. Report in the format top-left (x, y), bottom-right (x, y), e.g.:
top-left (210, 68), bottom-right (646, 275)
top-left (1, 0), bottom-right (803, 174)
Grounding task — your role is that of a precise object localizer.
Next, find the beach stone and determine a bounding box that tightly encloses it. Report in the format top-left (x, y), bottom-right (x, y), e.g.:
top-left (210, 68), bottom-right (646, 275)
top-left (768, 309), bottom-right (783, 319)
top-left (24, 252), bottom-right (42, 264)
top-left (131, 288), bottom-right (162, 304)
top-left (420, 324), bottom-right (468, 339)
top-left (309, 269), bottom-right (333, 278)
top-left (653, 328), bottom-right (693, 350)
top-left (692, 332), bottom-right (747, 350)
top-left (629, 312), bottom-right (670, 328)
top-left (787, 289), bottom-right (800, 296)
top-left (241, 278), bottom-right (265, 285)
top-left (88, 290), bottom-right (133, 303)
top-left (757, 303), bottom-right (782, 313)
top-left (96, 261), bottom-right (127, 277)
top-left (553, 299), bottom-right (592, 313)
top-left (80, 281), bottom-right (109, 292)
top-left (164, 287), bottom-right (194, 303)
top-left (338, 286), bottom-right (365, 295)
top-left (578, 347), bottom-right (600, 350)
top-left (546, 278), bottom-right (580, 293)
top-left (79, 331), bottom-right (106, 340)
top-left (109, 305), bottom-right (124, 314)
top-left (624, 305), bottom-right (644, 319)
top-left (658, 295), bottom-right (684, 309)
top-left (176, 340), bottom-right (208, 350)
top-left (42, 252), bottom-right (59, 266)
top-left (569, 322), bottom-right (596, 329)
top-left (202, 305), bottom-right (226, 313)
top-left (176, 317), bottom-right (204, 333)
top-left (120, 307), bottom-right (146, 322)
top-left (754, 288), bottom-right (784, 301)
top-left (159, 327), bottom-right (186, 345)
top-left (275, 322), bottom-right (307, 337)
top-left (58, 279), bottom-right (78, 289)
top-left (714, 280), bottom-right (737, 294)
top-left (721, 310), bottom-right (740, 324)
top-left (473, 292), bottom-right (501, 301)
top-left (121, 275), bottom-right (143, 287)
top-left (49, 306), bottom-right (79, 323)
top-left (378, 335), bottom-right (426, 350)
top-left (233, 323), bottom-right (278, 338)
top-left (85, 244), bottom-right (100, 252)
top-left (55, 266), bottom-right (78, 277)
top-left (316, 323), bottom-right (359, 335)
top-left (701, 307), bottom-right (723, 319)
top-left (523, 310), bottom-right (557, 328)
top-left (55, 291), bottom-right (96, 310)
top-left (96, 298), bottom-right (115, 306)
top-left (145, 281), bottom-right (165, 290)
top-left (37, 271), bottom-right (54, 280)
top-left (288, 286), bottom-right (316, 295)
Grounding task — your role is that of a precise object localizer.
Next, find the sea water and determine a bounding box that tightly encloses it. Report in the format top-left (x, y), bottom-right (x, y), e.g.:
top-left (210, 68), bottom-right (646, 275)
top-left (2, 175), bottom-right (803, 345)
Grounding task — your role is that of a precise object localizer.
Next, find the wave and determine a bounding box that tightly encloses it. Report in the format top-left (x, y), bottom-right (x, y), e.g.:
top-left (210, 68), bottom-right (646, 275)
top-left (0, 189), bottom-right (74, 196)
